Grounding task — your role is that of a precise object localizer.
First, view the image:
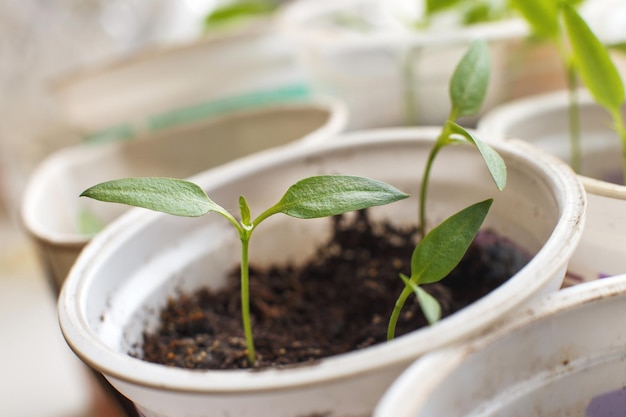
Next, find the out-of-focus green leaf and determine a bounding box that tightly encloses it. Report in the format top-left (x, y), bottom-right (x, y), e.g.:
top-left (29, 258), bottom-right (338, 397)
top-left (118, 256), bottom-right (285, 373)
top-left (562, 3), bottom-right (625, 112)
top-left (204, 1), bottom-right (277, 29)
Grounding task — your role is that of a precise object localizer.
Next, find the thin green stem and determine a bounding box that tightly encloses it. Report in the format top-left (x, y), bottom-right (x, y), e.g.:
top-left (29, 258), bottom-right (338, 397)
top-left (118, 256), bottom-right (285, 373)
top-left (566, 62), bottom-right (582, 173)
top-left (419, 127), bottom-right (449, 236)
top-left (387, 286), bottom-right (412, 340)
top-left (611, 107), bottom-right (626, 185)
top-left (239, 233), bottom-right (256, 365)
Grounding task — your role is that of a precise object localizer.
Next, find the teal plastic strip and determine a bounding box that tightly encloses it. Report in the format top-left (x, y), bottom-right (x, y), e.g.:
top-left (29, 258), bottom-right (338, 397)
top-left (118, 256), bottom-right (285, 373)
top-left (82, 83), bottom-right (312, 143)
top-left (149, 83), bottom-right (311, 131)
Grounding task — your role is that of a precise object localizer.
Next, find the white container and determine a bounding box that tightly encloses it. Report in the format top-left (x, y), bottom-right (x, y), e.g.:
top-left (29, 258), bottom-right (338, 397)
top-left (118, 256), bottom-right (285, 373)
top-left (478, 89), bottom-right (626, 283)
top-left (58, 127), bottom-right (585, 417)
top-left (22, 99), bottom-right (346, 292)
top-left (277, 0), bottom-right (570, 130)
top-left (52, 21), bottom-right (310, 137)
top-left (374, 273), bottom-right (626, 417)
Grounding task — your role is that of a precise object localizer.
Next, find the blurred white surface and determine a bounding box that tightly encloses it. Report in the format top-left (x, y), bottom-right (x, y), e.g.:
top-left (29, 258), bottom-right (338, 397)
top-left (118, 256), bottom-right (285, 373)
top-left (0, 214), bottom-right (93, 417)
top-left (0, 1), bottom-right (215, 416)
top-left (0, 0), bottom-right (214, 219)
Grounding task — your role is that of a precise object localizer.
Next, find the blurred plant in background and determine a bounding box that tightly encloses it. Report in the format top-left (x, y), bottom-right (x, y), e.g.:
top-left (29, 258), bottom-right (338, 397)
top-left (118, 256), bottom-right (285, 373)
top-left (0, 0), bottom-right (216, 217)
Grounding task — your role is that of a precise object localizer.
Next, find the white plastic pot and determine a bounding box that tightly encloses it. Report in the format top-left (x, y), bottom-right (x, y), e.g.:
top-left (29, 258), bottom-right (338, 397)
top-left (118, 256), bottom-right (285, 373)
top-left (478, 89), bottom-right (626, 283)
top-left (58, 127), bottom-right (584, 417)
top-left (374, 273), bottom-right (626, 417)
top-left (52, 21), bottom-right (310, 138)
top-left (22, 99), bottom-right (346, 292)
top-left (277, 0), bottom-right (571, 130)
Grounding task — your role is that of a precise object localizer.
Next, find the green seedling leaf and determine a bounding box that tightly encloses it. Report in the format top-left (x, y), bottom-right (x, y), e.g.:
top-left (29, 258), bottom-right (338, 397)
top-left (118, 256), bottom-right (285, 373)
top-left (80, 177), bottom-right (226, 218)
top-left (239, 196), bottom-right (251, 226)
top-left (399, 274), bottom-right (442, 325)
top-left (450, 39), bottom-right (491, 118)
top-left (204, 1), bottom-right (277, 29)
top-left (411, 199), bottom-right (492, 285)
top-left (448, 122), bottom-right (507, 191)
top-left (263, 175), bottom-right (409, 220)
top-left (463, 2), bottom-right (493, 25)
top-left (562, 4), bottom-right (625, 112)
top-left (82, 173), bottom-right (410, 366)
top-left (388, 199), bottom-right (492, 340)
top-left (508, 0), bottom-right (559, 40)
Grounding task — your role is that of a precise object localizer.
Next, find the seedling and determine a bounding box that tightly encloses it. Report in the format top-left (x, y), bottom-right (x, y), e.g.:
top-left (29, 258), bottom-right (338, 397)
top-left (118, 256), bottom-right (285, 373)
top-left (389, 40), bottom-right (506, 339)
top-left (387, 198), bottom-right (492, 339)
top-left (418, 39), bottom-right (506, 233)
top-left (81, 174), bottom-right (408, 365)
top-left (509, 0), bottom-right (625, 178)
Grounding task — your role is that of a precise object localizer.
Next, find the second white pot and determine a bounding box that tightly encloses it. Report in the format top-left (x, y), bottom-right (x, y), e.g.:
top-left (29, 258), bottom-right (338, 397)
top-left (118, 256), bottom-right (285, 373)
top-left (478, 89), bottom-right (626, 283)
top-left (374, 273), bottom-right (626, 417)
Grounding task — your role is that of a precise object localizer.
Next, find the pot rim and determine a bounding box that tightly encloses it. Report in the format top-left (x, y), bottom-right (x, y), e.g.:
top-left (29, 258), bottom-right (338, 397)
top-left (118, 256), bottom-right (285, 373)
top-left (374, 273), bottom-right (626, 417)
top-left (58, 126), bottom-right (586, 393)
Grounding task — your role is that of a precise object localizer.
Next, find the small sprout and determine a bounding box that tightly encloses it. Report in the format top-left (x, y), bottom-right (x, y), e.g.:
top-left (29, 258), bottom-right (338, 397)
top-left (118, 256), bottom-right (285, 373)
top-left (399, 275), bottom-right (441, 325)
top-left (419, 39), bottom-right (506, 233)
top-left (397, 39), bottom-right (504, 333)
top-left (81, 174), bottom-right (409, 365)
top-left (388, 199), bottom-right (493, 340)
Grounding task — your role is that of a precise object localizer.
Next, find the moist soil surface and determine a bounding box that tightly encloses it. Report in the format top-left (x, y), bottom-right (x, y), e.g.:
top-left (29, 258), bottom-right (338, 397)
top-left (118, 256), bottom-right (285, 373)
top-left (137, 210), bottom-right (530, 370)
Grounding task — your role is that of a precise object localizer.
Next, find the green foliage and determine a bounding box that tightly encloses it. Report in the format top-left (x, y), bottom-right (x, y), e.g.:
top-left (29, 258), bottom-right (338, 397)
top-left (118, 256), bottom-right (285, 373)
top-left (609, 42), bottom-right (626, 55)
top-left (405, 38), bottom-right (504, 333)
top-left (508, 0), bottom-right (560, 40)
top-left (419, 39), bottom-right (506, 232)
top-left (509, 1), bottom-right (625, 177)
top-left (561, 4), bottom-right (625, 112)
top-left (81, 35), bottom-right (508, 358)
top-left (78, 208), bottom-right (105, 236)
top-left (449, 39), bottom-right (491, 118)
top-left (388, 199), bottom-right (493, 338)
top-left (560, 4), bottom-right (626, 182)
top-left (399, 275), bottom-right (441, 325)
top-left (81, 177), bottom-right (226, 218)
top-left (262, 175), bottom-right (410, 220)
top-left (204, 1), bottom-right (277, 30)
top-left (81, 174), bottom-right (408, 365)
top-left (426, 0), bottom-right (463, 15)
top-left (423, 0), bottom-right (510, 26)
top-left (448, 122), bottom-right (507, 191)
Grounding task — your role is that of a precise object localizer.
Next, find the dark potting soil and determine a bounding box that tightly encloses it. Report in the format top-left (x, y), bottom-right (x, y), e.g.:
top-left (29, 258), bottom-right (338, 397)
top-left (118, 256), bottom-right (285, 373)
top-left (137, 210), bottom-right (530, 370)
